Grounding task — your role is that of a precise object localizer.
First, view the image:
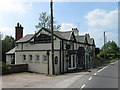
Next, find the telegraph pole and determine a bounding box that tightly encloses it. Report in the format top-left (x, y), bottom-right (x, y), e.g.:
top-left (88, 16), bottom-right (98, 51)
top-left (104, 31), bottom-right (106, 60)
top-left (50, 0), bottom-right (55, 75)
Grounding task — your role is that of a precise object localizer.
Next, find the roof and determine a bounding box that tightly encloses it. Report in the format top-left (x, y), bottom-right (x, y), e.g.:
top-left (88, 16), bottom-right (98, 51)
top-left (6, 48), bottom-right (15, 55)
top-left (15, 27), bottom-right (94, 46)
top-left (16, 34), bottom-right (34, 43)
top-left (16, 28), bottom-right (74, 43)
top-left (76, 35), bottom-right (86, 43)
top-left (54, 31), bottom-right (73, 40)
top-left (89, 38), bottom-right (95, 45)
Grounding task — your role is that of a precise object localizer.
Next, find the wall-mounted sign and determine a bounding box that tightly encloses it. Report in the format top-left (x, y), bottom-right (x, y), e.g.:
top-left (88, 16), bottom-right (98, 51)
top-left (55, 56), bottom-right (58, 64)
top-left (66, 44), bottom-right (70, 49)
top-left (34, 34), bottom-right (51, 43)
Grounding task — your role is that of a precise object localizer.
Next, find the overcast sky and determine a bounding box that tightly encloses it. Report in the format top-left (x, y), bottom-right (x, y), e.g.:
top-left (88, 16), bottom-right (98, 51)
top-left (0, 0), bottom-right (119, 48)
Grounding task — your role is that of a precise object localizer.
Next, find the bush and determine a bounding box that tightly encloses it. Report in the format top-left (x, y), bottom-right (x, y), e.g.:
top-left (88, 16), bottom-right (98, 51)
top-left (0, 61), bottom-right (8, 67)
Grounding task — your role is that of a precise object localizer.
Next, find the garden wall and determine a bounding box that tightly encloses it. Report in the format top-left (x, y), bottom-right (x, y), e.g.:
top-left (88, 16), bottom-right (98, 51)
top-left (2, 64), bottom-right (28, 75)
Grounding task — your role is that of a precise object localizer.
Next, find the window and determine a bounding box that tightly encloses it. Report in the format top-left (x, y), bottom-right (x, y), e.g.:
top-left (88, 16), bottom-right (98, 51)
top-left (23, 55), bottom-right (26, 61)
top-left (43, 55), bottom-right (47, 62)
top-left (29, 55), bottom-right (32, 61)
top-left (36, 55), bottom-right (40, 62)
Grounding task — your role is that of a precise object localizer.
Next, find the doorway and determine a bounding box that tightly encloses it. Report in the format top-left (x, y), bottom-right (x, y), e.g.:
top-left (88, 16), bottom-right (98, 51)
top-left (68, 55), bottom-right (76, 70)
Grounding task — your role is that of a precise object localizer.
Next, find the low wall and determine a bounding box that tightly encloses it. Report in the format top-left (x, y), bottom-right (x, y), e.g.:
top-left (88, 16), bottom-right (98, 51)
top-left (2, 64), bottom-right (28, 75)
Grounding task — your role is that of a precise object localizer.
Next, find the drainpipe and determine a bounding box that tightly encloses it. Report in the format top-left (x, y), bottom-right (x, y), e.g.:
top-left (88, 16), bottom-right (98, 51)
top-left (46, 51), bottom-right (50, 75)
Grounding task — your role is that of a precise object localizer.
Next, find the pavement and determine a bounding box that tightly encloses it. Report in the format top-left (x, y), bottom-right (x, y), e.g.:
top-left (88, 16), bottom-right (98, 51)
top-left (1, 60), bottom-right (119, 89)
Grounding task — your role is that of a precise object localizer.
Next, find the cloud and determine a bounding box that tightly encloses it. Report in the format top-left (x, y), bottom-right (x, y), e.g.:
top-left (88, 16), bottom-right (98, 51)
top-left (60, 23), bottom-right (76, 31)
top-left (0, 0), bottom-right (32, 14)
top-left (83, 9), bottom-right (118, 48)
top-left (0, 27), bottom-right (15, 38)
top-left (85, 9), bottom-right (118, 30)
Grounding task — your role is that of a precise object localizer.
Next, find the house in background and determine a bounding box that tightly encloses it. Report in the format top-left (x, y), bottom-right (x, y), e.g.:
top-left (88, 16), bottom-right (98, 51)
top-left (6, 23), bottom-right (96, 75)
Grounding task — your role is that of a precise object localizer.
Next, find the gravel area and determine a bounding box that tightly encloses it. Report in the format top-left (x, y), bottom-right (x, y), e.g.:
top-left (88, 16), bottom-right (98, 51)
top-left (1, 71), bottom-right (89, 88)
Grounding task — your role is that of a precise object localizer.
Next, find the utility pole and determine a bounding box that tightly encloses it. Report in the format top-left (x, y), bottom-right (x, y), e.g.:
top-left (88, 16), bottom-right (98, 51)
top-left (50, 0), bottom-right (55, 75)
top-left (104, 31), bottom-right (106, 60)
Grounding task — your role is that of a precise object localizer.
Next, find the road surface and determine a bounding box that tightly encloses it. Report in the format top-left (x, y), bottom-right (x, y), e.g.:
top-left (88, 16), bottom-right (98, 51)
top-left (68, 60), bottom-right (119, 89)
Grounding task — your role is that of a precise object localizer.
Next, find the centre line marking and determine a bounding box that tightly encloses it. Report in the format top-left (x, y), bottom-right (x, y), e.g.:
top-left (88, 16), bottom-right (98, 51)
top-left (94, 73), bottom-right (97, 75)
top-left (98, 65), bottom-right (109, 73)
top-left (98, 69), bottom-right (102, 72)
top-left (89, 77), bottom-right (92, 80)
top-left (81, 85), bottom-right (85, 89)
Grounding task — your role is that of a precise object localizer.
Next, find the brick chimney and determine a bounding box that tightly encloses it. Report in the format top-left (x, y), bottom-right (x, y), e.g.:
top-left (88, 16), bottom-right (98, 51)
top-left (15, 23), bottom-right (23, 41)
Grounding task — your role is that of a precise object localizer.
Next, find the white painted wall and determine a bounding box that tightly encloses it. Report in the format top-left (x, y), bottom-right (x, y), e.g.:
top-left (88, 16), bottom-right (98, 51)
top-left (6, 55), bottom-right (12, 64)
top-left (15, 51), bottom-right (51, 74)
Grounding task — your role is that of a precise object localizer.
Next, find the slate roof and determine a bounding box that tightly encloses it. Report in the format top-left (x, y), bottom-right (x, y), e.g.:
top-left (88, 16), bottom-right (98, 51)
top-left (89, 38), bottom-right (95, 45)
top-left (6, 48), bottom-right (15, 55)
top-left (15, 28), bottom-right (94, 45)
top-left (54, 31), bottom-right (72, 40)
top-left (76, 35), bottom-right (86, 43)
top-left (16, 34), bottom-right (34, 43)
top-left (16, 28), bottom-right (73, 43)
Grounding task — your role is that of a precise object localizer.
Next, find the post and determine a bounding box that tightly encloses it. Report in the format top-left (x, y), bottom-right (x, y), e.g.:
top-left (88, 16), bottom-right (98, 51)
top-left (50, 0), bottom-right (55, 75)
top-left (104, 31), bottom-right (106, 60)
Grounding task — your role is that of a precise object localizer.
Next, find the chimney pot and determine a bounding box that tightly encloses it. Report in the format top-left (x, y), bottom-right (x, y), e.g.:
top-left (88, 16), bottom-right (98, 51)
top-left (17, 23), bottom-right (19, 27)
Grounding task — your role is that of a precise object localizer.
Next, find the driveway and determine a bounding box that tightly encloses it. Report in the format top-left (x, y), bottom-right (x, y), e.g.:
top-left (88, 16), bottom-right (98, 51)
top-left (1, 71), bottom-right (89, 88)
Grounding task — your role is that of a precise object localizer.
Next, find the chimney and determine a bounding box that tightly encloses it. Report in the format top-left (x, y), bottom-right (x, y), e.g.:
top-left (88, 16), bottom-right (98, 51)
top-left (72, 28), bottom-right (79, 36)
top-left (15, 23), bottom-right (23, 41)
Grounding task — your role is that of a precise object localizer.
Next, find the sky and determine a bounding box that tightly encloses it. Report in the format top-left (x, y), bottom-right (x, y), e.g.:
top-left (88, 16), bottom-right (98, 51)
top-left (0, 0), bottom-right (119, 48)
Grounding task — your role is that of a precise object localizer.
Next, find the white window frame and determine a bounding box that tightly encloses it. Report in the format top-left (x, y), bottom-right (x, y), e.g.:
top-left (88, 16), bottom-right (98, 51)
top-left (43, 55), bottom-right (47, 63)
top-left (29, 55), bottom-right (33, 61)
top-left (35, 55), bottom-right (40, 62)
top-left (23, 55), bottom-right (26, 61)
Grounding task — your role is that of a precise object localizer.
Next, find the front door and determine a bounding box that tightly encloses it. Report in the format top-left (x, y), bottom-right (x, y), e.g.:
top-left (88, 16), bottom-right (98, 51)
top-left (68, 55), bottom-right (76, 70)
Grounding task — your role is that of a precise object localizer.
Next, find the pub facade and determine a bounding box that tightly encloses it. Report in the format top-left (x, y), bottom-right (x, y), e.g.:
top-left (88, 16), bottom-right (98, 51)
top-left (6, 23), bottom-right (95, 75)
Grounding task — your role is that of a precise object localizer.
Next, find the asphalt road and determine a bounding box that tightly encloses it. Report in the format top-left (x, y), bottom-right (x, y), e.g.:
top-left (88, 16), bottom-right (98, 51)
top-left (68, 60), bottom-right (119, 89)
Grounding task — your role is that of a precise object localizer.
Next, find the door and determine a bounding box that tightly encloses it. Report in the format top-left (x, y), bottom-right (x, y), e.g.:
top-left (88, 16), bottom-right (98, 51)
top-left (68, 55), bottom-right (76, 69)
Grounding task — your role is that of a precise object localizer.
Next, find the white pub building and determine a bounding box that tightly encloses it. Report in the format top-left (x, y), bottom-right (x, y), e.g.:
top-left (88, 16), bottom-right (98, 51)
top-left (6, 23), bottom-right (96, 75)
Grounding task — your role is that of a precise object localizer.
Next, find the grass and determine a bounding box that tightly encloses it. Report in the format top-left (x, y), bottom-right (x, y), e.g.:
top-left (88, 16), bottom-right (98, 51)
top-left (0, 61), bottom-right (9, 67)
top-left (47, 74), bottom-right (61, 77)
top-left (108, 58), bottom-right (119, 63)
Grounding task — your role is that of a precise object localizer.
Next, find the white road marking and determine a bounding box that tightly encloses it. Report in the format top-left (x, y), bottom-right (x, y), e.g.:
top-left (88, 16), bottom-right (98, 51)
top-left (81, 85), bottom-right (85, 89)
top-left (89, 77), bottom-right (92, 80)
top-left (98, 69), bottom-right (102, 72)
top-left (94, 73), bottom-right (97, 75)
top-left (98, 65), bottom-right (108, 73)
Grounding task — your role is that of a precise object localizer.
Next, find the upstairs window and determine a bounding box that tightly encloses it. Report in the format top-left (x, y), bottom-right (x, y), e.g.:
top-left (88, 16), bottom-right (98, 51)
top-left (43, 55), bottom-right (47, 62)
top-left (29, 55), bottom-right (32, 61)
top-left (36, 55), bottom-right (40, 62)
top-left (23, 55), bottom-right (26, 61)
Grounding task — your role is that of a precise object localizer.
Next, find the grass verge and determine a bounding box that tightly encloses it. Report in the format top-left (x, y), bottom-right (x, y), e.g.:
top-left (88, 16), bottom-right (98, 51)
top-left (108, 58), bottom-right (119, 63)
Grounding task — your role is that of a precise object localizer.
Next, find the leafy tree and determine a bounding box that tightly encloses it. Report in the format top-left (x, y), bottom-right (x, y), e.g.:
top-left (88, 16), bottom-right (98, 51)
top-left (2, 36), bottom-right (15, 62)
top-left (0, 32), bottom-right (2, 62)
top-left (99, 41), bottom-right (119, 59)
top-left (35, 12), bottom-right (61, 30)
top-left (102, 41), bottom-right (119, 54)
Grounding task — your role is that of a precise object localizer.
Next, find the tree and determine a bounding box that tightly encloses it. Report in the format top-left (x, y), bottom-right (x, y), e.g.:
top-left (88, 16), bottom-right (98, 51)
top-left (2, 36), bottom-right (15, 62)
top-left (35, 12), bottom-right (61, 30)
top-left (99, 41), bottom-right (119, 59)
